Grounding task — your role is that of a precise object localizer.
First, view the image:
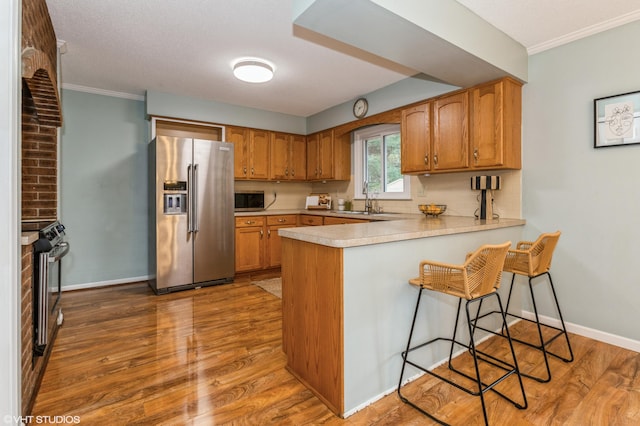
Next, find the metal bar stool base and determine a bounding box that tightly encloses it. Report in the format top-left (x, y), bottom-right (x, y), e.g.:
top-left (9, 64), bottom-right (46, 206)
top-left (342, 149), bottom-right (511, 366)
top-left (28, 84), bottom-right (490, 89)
top-left (398, 289), bottom-right (527, 426)
top-left (471, 271), bottom-right (574, 383)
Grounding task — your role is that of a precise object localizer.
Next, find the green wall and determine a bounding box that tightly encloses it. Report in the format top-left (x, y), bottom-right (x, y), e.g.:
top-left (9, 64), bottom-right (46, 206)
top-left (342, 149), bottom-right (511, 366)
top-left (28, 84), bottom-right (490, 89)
top-left (60, 90), bottom-right (148, 288)
top-left (523, 20), bottom-right (640, 343)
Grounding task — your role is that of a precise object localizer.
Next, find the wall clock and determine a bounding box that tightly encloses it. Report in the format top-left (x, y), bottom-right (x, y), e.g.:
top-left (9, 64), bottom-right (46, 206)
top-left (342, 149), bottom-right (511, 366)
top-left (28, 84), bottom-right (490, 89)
top-left (353, 97), bottom-right (368, 118)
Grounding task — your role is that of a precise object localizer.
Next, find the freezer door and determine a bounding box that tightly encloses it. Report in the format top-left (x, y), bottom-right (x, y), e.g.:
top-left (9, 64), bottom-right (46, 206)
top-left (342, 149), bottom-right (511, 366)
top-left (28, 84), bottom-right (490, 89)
top-left (155, 136), bottom-right (193, 289)
top-left (193, 139), bottom-right (235, 283)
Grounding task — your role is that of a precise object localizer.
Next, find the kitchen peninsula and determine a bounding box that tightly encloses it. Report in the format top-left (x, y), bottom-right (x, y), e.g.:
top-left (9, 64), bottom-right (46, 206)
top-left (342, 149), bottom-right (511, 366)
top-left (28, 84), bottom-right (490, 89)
top-left (278, 216), bottom-right (525, 417)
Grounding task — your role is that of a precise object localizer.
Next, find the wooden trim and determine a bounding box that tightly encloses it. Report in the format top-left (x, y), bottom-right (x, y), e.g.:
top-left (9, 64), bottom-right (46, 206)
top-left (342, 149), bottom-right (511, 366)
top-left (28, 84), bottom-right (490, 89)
top-left (153, 117), bottom-right (224, 140)
top-left (282, 238), bottom-right (344, 415)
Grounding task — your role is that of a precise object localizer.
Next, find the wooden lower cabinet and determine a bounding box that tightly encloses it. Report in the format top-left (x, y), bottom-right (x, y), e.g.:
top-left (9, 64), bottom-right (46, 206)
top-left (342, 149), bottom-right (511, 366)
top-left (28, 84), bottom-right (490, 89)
top-left (235, 214), bottom-right (297, 272)
top-left (235, 216), bottom-right (265, 272)
top-left (298, 214), bottom-right (324, 226)
top-left (323, 216), bottom-right (369, 225)
top-left (266, 215), bottom-right (297, 268)
top-left (236, 214), bottom-right (369, 273)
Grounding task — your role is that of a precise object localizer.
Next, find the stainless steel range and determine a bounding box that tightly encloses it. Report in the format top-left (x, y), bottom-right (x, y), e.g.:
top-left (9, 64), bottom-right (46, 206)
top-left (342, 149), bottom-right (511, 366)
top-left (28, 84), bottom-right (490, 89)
top-left (27, 220), bottom-right (69, 356)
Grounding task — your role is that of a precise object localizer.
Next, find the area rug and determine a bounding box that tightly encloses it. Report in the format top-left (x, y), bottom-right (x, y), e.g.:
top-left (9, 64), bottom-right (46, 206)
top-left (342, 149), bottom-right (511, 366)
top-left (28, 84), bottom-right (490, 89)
top-left (251, 277), bottom-right (282, 299)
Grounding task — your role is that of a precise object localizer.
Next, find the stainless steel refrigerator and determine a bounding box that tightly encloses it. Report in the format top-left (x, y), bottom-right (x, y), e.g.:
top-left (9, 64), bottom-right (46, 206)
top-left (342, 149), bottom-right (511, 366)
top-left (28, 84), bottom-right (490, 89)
top-left (149, 136), bottom-right (235, 294)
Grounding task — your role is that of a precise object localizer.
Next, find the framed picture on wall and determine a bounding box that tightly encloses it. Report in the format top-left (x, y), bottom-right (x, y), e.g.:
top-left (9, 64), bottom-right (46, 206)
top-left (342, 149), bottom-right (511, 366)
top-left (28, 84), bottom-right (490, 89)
top-left (594, 90), bottom-right (640, 148)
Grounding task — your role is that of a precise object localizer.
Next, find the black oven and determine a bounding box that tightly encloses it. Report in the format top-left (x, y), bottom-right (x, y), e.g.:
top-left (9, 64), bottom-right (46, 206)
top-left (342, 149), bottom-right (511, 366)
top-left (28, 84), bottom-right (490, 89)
top-left (234, 190), bottom-right (265, 212)
top-left (29, 221), bottom-right (69, 356)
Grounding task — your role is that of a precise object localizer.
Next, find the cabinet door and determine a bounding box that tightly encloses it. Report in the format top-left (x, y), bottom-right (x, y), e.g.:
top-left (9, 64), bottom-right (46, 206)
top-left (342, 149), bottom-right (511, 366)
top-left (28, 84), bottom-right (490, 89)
top-left (318, 130), bottom-right (334, 179)
top-left (433, 92), bottom-right (469, 171)
top-left (226, 126), bottom-right (249, 179)
top-left (289, 134), bottom-right (307, 181)
top-left (267, 224), bottom-right (296, 267)
top-left (270, 132), bottom-right (290, 180)
top-left (235, 226), bottom-right (264, 272)
top-left (306, 134), bottom-right (319, 180)
top-left (471, 80), bottom-right (505, 168)
top-left (249, 129), bottom-right (270, 179)
top-left (401, 103), bottom-right (431, 174)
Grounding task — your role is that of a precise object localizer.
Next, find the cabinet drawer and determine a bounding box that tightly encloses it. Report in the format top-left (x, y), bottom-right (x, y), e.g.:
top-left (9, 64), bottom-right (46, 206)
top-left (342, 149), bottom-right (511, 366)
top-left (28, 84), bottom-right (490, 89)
top-left (298, 215), bottom-right (324, 226)
top-left (323, 216), bottom-right (369, 225)
top-left (267, 215), bottom-right (298, 226)
top-left (235, 216), bottom-right (265, 227)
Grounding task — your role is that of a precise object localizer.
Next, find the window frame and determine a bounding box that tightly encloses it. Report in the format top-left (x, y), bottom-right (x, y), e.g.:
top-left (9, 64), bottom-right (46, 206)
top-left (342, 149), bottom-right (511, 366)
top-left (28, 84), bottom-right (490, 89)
top-left (353, 124), bottom-right (411, 200)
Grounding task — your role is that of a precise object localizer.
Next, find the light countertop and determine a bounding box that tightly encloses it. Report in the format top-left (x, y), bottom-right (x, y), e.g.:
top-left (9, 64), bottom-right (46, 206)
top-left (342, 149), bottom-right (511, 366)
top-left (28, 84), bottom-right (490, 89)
top-left (234, 208), bottom-right (413, 221)
top-left (278, 215), bottom-right (526, 248)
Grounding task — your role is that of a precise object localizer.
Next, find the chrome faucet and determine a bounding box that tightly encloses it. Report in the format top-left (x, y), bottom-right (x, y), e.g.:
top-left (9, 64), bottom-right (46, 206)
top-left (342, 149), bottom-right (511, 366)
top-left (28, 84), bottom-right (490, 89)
top-left (363, 181), bottom-right (372, 213)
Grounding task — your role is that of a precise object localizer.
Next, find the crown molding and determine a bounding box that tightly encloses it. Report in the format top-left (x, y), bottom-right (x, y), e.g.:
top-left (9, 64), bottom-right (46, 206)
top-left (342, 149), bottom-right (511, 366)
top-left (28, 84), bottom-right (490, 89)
top-left (528, 9), bottom-right (640, 55)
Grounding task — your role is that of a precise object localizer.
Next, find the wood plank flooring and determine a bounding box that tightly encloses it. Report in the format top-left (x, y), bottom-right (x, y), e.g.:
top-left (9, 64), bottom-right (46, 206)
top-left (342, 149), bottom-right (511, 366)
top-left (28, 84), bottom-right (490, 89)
top-left (32, 276), bottom-right (640, 425)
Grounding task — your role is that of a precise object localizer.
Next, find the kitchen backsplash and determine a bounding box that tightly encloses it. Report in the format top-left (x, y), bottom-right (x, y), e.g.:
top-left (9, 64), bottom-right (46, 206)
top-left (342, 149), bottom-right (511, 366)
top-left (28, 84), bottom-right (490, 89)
top-left (237, 169), bottom-right (522, 218)
top-left (312, 170), bottom-right (522, 219)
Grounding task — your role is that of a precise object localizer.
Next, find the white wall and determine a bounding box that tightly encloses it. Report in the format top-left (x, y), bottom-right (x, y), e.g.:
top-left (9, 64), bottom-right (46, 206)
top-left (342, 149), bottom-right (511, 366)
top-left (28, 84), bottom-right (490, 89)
top-left (0, 0), bottom-right (21, 418)
top-left (523, 20), bottom-right (640, 342)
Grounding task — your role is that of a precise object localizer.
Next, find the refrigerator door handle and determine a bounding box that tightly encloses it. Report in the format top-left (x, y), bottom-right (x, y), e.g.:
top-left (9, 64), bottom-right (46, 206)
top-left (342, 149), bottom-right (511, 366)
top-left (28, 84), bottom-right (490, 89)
top-left (187, 164), bottom-right (193, 233)
top-left (193, 163), bottom-right (199, 232)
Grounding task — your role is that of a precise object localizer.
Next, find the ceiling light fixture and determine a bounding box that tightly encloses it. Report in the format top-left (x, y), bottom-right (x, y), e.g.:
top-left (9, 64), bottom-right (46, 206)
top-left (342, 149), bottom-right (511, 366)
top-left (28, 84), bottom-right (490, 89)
top-left (232, 58), bottom-right (275, 83)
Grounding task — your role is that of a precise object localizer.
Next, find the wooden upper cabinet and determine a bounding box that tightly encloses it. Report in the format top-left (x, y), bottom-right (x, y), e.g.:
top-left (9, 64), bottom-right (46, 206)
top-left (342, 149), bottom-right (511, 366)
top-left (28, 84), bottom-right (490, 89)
top-left (226, 125), bottom-right (268, 180)
top-left (290, 134), bottom-right (307, 180)
top-left (433, 91), bottom-right (469, 171)
top-left (306, 133), bottom-right (319, 180)
top-left (270, 132), bottom-right (307, 181)
top-left (401, 102), bottom-right (431, 174)
top-left (270, 132), bottom-right (290, 180)
top-left (249, 129), bottom-right (270, 179)
top-left (226, 125), bottom-right (250, 179)
top-left (318, 130), bottom-right (334, 180)
top-left (306, 130), bottom-right (350, 181)
top-left (470, 78), bottom-right (522, 170)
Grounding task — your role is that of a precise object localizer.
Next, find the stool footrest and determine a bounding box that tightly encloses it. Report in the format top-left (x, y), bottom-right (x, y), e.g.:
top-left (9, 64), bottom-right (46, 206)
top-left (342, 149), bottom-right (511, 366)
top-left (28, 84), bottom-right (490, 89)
top-left (402, 337), bottom-right (518, 399)
top-left (472, 310), bottom-right (574, 362)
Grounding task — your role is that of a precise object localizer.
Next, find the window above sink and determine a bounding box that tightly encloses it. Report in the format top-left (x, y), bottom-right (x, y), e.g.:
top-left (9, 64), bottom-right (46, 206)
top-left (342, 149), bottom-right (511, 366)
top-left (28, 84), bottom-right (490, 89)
top-left (353, 124), bottom-right (411, 201)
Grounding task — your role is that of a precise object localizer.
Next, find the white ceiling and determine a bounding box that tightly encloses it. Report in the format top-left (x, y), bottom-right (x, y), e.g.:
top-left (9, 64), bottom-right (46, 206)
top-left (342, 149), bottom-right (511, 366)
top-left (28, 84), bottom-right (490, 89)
top-left (45, 0), bottom-right (640, 117)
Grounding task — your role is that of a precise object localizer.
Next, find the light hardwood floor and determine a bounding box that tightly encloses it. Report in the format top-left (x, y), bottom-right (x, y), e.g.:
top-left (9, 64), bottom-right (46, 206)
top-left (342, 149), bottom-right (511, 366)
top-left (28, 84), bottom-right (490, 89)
top-left (32, 276), bottom-right (640, 425)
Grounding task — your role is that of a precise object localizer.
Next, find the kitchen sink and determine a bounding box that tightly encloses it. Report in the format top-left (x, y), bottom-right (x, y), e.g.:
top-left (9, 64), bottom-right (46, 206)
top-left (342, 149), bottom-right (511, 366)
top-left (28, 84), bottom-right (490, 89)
top-left (339, 210), bottom-right (400, 215)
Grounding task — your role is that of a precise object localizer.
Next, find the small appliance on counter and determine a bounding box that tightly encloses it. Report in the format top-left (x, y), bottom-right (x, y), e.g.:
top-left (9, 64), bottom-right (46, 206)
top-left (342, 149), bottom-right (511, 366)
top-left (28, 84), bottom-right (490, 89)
top-left (234, 190), bottom-right (265, 212)
top-left (471, 175), bottom-right (500, 219)
top-left (305, 193), bottom-right (331, 210)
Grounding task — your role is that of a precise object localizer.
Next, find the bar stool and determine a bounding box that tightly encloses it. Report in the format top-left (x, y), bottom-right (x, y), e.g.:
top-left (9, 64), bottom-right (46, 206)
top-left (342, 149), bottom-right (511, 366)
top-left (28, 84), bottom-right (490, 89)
top-left (397, 241), bottom-right (527, 426)
top-left (499, 231), bottom-right (573, 382)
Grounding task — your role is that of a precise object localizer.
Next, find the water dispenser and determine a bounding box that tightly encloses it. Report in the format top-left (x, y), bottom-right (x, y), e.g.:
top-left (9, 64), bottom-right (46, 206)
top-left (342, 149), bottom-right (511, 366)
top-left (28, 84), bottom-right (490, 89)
top-left (163, 181), bottom-right (187, 215)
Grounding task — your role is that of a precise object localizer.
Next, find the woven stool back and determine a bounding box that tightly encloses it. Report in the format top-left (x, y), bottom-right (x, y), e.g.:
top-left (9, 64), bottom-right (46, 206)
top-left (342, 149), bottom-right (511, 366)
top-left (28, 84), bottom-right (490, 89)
top-left (411, 241), bottom-right (510, 300)
top-left (504, 231), bottom-right (561, 277)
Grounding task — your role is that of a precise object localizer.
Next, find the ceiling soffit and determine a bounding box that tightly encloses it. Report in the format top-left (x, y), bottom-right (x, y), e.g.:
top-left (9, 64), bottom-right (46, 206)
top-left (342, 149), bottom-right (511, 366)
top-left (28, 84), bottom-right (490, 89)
top-left (293, 0), bottom-right (528, 88)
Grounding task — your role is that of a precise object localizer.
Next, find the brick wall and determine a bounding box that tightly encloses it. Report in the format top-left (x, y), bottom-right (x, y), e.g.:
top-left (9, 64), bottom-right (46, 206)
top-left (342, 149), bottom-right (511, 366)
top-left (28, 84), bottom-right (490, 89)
top-left (21, 0), bottom-right (61, 221)
top-left (20, 246), bottom-right (35, 415)
top-left (22, 84), bottom-right (58, 220)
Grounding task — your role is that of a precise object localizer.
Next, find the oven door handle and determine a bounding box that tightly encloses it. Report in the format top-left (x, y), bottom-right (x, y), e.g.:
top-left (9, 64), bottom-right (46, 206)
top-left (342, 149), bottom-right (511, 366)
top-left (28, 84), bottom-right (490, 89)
top-left (48, 242), bottom-right (70, 262)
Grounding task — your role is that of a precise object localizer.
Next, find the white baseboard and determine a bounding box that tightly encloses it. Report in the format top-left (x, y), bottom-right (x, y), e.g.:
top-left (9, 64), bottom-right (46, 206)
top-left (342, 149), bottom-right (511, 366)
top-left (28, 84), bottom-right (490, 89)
top-left (520, 310), bottom-right (640, 353)
top-left (61, 275), bottom-right (151, 292)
